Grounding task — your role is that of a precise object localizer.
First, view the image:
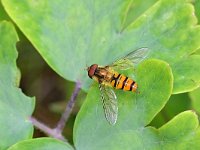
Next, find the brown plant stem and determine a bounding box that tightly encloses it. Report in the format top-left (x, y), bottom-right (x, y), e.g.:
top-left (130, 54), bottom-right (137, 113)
top-left (55, 80), bottom-right (81, 133)
top-left (29, 80), bottom-right (81, 141)
top-left (29, 116), bottom-right (66, 141)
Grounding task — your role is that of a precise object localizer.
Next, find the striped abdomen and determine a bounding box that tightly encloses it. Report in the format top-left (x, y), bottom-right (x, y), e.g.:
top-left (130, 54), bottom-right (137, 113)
top-left (110, 72), bottom-right (137, 92)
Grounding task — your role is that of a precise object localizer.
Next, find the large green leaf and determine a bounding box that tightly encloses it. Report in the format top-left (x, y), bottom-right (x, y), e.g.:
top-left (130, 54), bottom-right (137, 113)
top-left (8, 138), bottom-right (74, 150)
top-left (74, 59), bottom-right (169, 149)
top-left (74, 59), bottom-right (200, 149)
top-left (0, 21), bottom-right (35, 150)
top-left (2, 0), bottom-right (200, 93)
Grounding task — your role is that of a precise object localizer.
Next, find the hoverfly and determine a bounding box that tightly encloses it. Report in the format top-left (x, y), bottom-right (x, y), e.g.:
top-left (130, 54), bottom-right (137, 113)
top-left (87, 48), bottom-right (148, 125)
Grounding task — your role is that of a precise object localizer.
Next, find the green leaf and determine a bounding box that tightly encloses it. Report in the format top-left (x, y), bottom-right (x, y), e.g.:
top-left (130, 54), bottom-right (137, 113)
top-left (171, 55), bottom-right (200, 93)
top-left (74, 59), bottom-right (200, 149)
top-left (74, 59), bottom-right (173, 149)
top-left (150, 93), bottom-right (191, 128)
top-left (2, 0), bottom-right (200, 93)
top-left (189, 87), bottom-right (200, 114)
top-left (0, 1), bottom-right (10, 21)
top-left (194, 0), bottom-right (200, 23)
top-left (158, 111), bottom-right (200, 149)
top-left (120, 0), bottom-right (157, 30)
top-left (0, 21), bottom-right (35, 150)
top-left (8, 138), bottom-right (74, 150)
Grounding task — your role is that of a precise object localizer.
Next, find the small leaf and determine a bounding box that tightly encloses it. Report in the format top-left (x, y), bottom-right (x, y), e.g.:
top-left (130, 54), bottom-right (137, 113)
top-left (0, 21), bottom-right (35, 150)
top-left (8, 138), bottom-right (74, 150)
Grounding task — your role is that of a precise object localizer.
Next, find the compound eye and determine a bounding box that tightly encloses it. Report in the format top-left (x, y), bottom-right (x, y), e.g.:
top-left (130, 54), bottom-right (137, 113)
top-left (88, 64), bottom-right (98, 78)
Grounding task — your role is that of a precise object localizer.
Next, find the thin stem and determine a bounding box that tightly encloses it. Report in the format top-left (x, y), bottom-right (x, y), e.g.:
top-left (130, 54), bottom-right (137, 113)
top-left (29, 117), bottom-right (66, 141)
top-left (29, 81), bottom-right (81, 141)
top-left (55, 80), bottom-right (81, 133)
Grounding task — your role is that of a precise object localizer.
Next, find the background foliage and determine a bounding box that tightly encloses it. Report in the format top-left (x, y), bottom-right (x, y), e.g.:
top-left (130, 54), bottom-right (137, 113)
top-left (0, 0), bottom-right (200, 149)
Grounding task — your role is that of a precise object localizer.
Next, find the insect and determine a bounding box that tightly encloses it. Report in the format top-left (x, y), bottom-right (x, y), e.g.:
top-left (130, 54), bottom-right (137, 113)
top-left (87, 48), bottom-right (149, 125)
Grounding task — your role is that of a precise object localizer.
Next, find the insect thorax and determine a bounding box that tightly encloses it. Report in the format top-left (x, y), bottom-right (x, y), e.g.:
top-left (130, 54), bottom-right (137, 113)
top-left (93, 67), bottom-right (113, 83)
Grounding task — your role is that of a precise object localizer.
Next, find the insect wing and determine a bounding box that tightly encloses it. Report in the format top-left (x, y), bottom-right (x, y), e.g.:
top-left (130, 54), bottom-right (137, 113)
top-left (99, 84), bottom-right (118, 125)
top-left (110, 47), bottom-right (149, 70)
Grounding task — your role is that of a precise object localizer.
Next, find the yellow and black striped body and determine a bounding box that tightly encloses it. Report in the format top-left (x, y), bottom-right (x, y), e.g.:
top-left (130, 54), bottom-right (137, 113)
top-left (87, 65), bottom-right (137, 92)
top-left (110, 72), bottom-right (137, 92)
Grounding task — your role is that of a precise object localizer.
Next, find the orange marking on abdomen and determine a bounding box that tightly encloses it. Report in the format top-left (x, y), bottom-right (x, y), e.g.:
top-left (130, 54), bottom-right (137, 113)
top-left (123, 78), bottom-right (133, 91)
top-left (123, 78), bottom-right (137, 92)
top-left (116, 75), bottom-right (126, 89)
top-left (110, 72), bottom-right (137, 92)
top-left (131, 82), bottom-right (137, 92)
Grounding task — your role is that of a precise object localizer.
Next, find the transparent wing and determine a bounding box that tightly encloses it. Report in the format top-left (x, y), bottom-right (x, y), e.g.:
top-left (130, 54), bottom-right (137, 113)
top-left (110, 47), bottom-right (149, 70)
top-left (99, 84), bottom-right (118, 125)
